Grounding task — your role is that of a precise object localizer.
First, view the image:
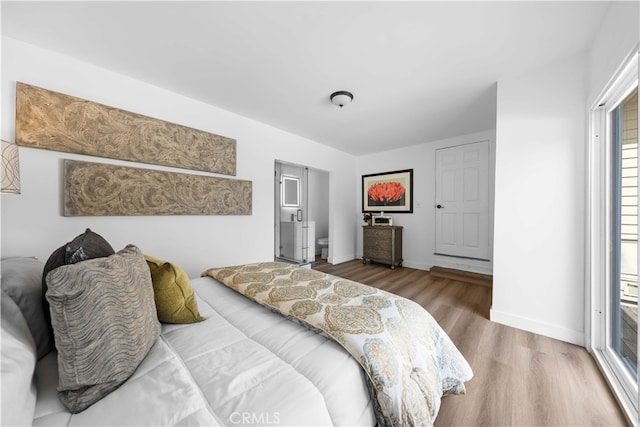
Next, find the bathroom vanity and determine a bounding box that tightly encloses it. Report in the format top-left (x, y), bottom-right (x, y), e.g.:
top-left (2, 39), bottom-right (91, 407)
top-left (280, 221), bottom-right (315, 263)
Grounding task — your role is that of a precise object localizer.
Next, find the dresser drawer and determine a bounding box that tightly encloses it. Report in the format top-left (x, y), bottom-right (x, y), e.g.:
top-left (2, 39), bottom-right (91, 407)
top-left (365, 246), bottom-right (391, 260)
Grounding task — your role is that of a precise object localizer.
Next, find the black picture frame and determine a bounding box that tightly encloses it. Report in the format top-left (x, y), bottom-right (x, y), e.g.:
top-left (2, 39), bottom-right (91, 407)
top-left (362, 169), bottom-right (413, 213)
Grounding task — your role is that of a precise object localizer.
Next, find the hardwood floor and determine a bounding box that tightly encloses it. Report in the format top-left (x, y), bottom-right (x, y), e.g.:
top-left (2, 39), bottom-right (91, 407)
top-left (312, 258), bottom-right (628, 426)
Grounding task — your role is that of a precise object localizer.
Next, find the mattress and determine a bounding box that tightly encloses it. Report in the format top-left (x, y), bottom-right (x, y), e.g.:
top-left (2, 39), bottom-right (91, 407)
top-left (33, 276), bottom-right (376, 426)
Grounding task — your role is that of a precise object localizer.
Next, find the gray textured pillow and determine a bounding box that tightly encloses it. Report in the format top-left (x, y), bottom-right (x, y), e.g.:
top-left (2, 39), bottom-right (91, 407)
top-left (45, 245), bottom-right (160, 413)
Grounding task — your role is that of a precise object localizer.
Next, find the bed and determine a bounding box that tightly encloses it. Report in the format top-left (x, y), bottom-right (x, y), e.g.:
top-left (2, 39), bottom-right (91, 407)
top-left (1, 239), bottom-right (472, 426)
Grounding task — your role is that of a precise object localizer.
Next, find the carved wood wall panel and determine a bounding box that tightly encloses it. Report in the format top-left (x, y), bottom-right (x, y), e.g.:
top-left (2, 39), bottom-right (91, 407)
top-left (16, 82), bottom-right (236, 175)
top-left (63, 160), bottom-right (252, 216)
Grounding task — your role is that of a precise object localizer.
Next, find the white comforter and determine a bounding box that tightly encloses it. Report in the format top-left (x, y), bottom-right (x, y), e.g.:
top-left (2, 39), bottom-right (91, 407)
top-left (33, 276), bottom-right (376, 426)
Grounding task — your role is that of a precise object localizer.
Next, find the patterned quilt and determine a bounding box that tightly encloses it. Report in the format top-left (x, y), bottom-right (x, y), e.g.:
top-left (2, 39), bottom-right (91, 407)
top-left (202, 262), bottom-right (473, 426)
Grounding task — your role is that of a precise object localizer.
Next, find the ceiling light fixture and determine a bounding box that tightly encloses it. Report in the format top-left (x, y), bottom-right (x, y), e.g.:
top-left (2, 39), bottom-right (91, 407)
top-left (330, 91), bottom-right (354, 107)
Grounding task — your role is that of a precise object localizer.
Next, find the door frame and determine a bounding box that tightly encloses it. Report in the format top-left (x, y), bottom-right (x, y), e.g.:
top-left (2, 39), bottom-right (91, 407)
top-left (421, 134), bottom-right (495, 276)
top-left (274, 161), bottom-right (331, 265)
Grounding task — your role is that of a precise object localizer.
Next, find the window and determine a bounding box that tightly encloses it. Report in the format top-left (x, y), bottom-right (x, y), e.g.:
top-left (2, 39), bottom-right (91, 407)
top-left (612, 87), bottom-right (639, 378)
top-left (589, 51), bottom-right (639, 424)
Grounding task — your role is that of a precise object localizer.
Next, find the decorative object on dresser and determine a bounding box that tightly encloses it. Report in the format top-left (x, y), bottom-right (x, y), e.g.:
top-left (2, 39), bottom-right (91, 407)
top-left (362, 225), bottom-right (403, 269)
top-left (362, 169), bottom-right (413, 213)
top-left (371, 211), bottom-right (392, 226)
top-left (63, 160), bottom-right (252, 216)
top-left (15, 82), bottom-right (236, 175)
top-left (362, 212), bottom-right (372, 226)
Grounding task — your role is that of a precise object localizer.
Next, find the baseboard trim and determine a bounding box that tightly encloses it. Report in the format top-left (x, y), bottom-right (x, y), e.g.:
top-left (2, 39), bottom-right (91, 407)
top-left (400, 260), bottom-right (430, 270)
top-left (330, 253), bottom-right (356, 265)
top-left (490, 307), bottom-right (585, 346)
top-left (430, 266), bottom-right (493, 287)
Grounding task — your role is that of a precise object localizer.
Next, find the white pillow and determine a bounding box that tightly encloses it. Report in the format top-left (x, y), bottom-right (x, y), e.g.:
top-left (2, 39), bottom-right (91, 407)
top-left (1, 289), bottom-right (38, 426)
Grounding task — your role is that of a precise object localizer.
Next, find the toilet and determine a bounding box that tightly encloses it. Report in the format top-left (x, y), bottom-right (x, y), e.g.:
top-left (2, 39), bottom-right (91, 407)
top-left (317, 237), bottom-right (329, 259)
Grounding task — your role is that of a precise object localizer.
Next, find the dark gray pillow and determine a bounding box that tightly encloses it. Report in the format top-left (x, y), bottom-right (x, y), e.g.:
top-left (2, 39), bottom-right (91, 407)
top-left (45, 245), bottom-right (160, 413)
top-left (1, 257), bottom-right (54, 359)
top-left (42, 229), bottom-right (115, 337)
top-left (42, 228), bottom-right (116, 291)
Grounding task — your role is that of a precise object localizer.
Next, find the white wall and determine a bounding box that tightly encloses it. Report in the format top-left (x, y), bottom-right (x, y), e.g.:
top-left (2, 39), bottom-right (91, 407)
top-left (588, 1), bottom-right (640, 106)
top-left (1, 37), bottom-right (357, 277)
top-left (491, 52), bottom-right (588, 346)
top-left (355, 129), bottom-right (496, 274)
top-left (492, 1), bottom-right (639, 347)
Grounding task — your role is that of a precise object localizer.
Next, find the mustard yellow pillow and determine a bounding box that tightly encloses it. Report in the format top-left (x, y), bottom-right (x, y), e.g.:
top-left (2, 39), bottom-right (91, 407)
top-left (144, 255), bottom-right (205, 324)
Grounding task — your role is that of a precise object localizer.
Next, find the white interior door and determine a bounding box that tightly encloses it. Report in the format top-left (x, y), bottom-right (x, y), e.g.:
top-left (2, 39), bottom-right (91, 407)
top-left (435, 140), bottom-right (490, 260)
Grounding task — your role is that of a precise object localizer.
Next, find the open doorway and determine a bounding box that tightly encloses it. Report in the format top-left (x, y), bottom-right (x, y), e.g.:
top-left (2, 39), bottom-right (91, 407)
top-left (275, 161), bottom-right (329, 265)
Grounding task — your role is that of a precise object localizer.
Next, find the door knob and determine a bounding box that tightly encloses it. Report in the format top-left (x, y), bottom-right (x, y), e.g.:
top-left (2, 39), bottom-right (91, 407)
top-left (436, 204), bottom-right (444, 209)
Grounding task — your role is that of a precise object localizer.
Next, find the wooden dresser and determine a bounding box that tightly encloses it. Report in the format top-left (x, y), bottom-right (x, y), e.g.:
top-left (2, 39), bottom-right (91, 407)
top-left (362, 225), bottom-right (403, 269)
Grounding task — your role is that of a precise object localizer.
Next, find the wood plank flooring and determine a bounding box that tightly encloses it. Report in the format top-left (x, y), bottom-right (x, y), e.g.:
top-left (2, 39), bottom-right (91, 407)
top-left (312, 259), bottom-right (628, 426)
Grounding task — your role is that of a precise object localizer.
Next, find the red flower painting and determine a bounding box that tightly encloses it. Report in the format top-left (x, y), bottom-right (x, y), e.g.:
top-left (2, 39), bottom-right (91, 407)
top-left (367, 181), bottom-right (406, 205)
top-left (362, 169), bottom-right (413, 213)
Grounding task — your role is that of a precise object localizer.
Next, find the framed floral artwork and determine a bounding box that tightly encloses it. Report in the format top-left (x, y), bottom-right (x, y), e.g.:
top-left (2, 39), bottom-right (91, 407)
top-left (362, 169), bottom-right (413, 213)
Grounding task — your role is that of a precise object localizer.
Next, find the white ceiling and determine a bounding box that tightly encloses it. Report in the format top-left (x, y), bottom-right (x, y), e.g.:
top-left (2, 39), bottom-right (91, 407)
top-left (2, 1), bottom-right (609, 155)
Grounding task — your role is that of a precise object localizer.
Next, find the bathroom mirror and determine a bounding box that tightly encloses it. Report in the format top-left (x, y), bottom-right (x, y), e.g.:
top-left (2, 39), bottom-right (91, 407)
top-left (282, 175), bottom-right (300, 207)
